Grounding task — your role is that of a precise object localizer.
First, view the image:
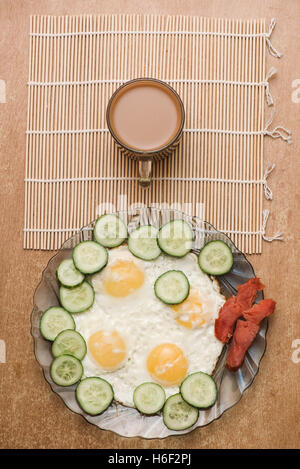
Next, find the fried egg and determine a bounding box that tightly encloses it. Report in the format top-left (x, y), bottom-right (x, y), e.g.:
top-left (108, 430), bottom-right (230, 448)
top-left (88, 330), bottom-right (127, 371)
top-left (73, 245), bottom-right (225, 407)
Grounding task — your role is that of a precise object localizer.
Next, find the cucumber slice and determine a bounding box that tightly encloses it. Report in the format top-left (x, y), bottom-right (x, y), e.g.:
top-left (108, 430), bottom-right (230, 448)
top-left (158, 220), bottom-right (193, 257)
top-left (163, 393), bottom-right (199, 431)
top-left (73, 241), bottom-right (108, 274)
top-left (94, 214), bottom-right (127, 248)
top-left (128, 225), bottom-right (161, 261)
top-left (154, 270), bottom-right (190, 305)
top-left (60, 281), bottom-right (95, 314)
top-left (40, 306), bottom-right (75, 341)
top-left (198, 240), bottom-right (233, 275)
top-left (52, 329), bottom-right (87, 360)
top-left (50, 354), bottom-right (83, 387)
top-left (133, 382), bottom-right (166, 415)
top-left (180, 372), bottom-right (217, 408)
top-left (57, 258), bottom-right (85, 288)
top-left (76, 377), bottom-right (114, 415)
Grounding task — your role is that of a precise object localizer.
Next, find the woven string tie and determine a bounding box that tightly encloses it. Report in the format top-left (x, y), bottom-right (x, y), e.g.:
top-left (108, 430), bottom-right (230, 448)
top-left (261, 209), bottom-right (283, 242)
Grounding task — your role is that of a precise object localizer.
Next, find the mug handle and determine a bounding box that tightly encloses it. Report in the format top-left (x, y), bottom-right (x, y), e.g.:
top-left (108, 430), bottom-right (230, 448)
top-left (138, 159), bottom-right (152, 187)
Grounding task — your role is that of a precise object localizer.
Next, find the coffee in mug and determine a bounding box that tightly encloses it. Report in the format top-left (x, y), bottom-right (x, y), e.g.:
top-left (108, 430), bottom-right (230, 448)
top-left (106, 78), bottom-right (185, 186)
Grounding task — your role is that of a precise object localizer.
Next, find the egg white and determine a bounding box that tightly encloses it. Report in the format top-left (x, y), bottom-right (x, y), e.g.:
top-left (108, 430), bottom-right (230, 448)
top-left (73, 245), bottom-right (225, 407)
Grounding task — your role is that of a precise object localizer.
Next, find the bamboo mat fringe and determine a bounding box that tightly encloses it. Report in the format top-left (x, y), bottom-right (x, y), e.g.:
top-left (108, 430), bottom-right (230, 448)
top-left (24, 15), bottom-right (289, 253)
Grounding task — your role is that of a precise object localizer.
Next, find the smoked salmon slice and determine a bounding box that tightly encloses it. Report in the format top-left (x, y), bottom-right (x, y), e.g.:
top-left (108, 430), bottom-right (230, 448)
top-left (243, 299), bottom-right (276, 324)
top-left (215, 278), bottom-right (264, 343)
top-left (226, 320), bottom-right (260, 372)
top-left (226, 299), bottom-right (276, 372)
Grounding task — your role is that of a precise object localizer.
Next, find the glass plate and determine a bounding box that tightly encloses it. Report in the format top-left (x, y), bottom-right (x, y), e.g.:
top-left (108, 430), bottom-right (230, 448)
top-left (31, 207), bottom-right (265, 438)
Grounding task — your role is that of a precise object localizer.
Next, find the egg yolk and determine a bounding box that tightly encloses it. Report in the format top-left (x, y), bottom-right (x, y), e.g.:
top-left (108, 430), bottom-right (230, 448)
top-left (171, 288), bottom-right (210, 329)
top-left (147, 343), bottom-right (188, 386)
top-left (88, 330), bottom-right (127, 370)
top-left (102, 260), bottom-right (145, 297)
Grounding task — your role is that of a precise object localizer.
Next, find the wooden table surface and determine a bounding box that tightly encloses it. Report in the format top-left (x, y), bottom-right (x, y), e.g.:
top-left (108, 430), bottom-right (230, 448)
top-left (0, 0), bottom-right (299, 449)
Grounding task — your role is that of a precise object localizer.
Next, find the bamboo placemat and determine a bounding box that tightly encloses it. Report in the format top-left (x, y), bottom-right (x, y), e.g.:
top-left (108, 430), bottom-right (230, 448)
top-left (24, 15), bottom-right (288, 253)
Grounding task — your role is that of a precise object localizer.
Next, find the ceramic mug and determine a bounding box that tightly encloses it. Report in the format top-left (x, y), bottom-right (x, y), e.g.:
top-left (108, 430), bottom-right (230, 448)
top-left (106, 78), bottom-right (185, 187)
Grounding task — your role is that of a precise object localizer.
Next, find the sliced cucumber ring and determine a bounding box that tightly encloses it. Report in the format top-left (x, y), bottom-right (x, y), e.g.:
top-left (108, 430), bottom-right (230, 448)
top-left (40, 306), bottom-right (75, 341)
top-left (133, 382), bottom-right (166, 415)
top-left (76, 377), bottom-right (114, 415)
top-left (73, 240), bottom-right (108, 274)
top-left (154, 270), bottom-right (190, 305)
top-left (198, 240), bottom-right (233, 275)
top-left (57, 258), bottom-right (85, 288)
top-left (94, 214), bottom-right (127, 248)
top-left (128, 225), bottom-right (161, 261)
top-left (180, 372), bottom-right (217, 408)
top-left (52, 329), bottom-right (87, 360)
top-left (50, 354), bottom-right (83, 387)
top-left (60, 281), bottom-right (95, 314)
top-left (158, 219), bottom-right (193, 257)
top-left (163, 393), bottom-right (199, 431)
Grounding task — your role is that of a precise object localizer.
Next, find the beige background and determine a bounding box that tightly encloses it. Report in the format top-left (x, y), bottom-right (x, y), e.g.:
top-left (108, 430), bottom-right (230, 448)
top-left (0, 0), bottom-right (299, 449)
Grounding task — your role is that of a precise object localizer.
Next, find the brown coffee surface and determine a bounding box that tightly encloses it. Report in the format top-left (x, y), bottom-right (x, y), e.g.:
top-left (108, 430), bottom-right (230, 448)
top-left (109, 80), bottom-right (182, 151)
